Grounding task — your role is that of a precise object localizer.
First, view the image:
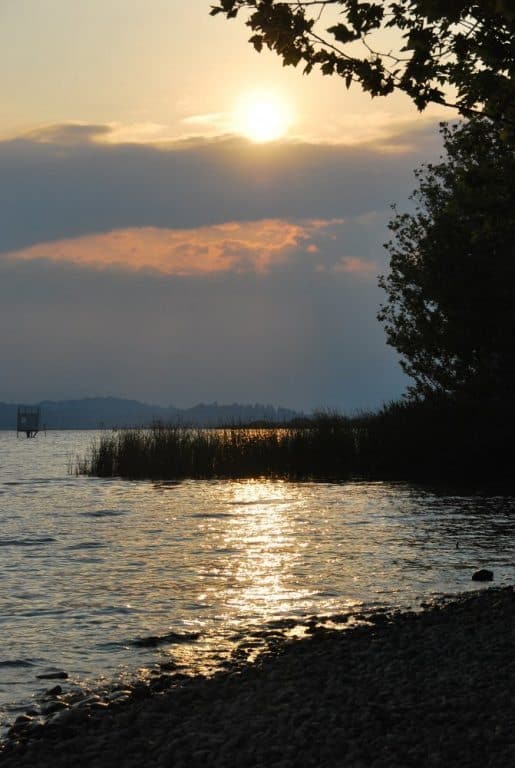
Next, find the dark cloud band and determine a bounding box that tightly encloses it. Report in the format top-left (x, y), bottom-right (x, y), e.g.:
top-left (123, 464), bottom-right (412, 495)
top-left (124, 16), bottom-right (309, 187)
top-left (0, 122), bottom-right (442, 254)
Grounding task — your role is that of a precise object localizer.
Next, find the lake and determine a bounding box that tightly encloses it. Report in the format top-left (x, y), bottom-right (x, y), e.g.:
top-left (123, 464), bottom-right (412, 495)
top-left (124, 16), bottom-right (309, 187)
top-left (1, 430), bottom-right (514, 728)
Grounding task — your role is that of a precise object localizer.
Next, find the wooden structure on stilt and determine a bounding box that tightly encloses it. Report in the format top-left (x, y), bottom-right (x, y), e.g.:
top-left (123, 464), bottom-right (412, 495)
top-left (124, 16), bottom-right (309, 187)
top-left (17, 406), bottom-right (41, 438)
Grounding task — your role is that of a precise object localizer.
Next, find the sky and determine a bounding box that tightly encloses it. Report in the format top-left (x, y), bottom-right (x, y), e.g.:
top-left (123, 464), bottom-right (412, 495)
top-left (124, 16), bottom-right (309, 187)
top-left (0, 1), bottom-right (450, 412)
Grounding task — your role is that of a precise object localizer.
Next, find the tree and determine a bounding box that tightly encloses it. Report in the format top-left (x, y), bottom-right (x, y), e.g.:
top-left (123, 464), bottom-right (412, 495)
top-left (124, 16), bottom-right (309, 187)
top-left (211, 1), bottom-right (515, 133)
top-left (378, 118), bottom-right (515, 402)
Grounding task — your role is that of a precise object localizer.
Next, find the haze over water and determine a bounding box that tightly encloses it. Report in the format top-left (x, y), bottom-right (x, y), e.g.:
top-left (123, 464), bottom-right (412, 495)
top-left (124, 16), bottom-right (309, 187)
top-left (1, 431), bottom-right (514, 726)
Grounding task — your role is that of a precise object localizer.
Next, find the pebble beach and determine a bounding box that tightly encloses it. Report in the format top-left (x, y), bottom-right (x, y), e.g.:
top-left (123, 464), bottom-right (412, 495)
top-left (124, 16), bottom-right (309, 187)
top-left (2, 586), bottom-right (514, 768)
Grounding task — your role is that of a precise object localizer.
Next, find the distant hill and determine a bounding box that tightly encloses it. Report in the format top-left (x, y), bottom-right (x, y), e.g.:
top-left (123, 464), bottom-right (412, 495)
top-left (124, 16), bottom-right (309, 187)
top-left (0, 397), bottom-right (300, 430)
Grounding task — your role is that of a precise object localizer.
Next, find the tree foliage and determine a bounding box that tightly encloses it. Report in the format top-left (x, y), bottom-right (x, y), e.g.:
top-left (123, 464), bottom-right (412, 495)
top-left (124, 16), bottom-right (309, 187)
top-left (211, 1), bottom-right (515, 132)
top-left (378, 118), bottom-right (515, 402)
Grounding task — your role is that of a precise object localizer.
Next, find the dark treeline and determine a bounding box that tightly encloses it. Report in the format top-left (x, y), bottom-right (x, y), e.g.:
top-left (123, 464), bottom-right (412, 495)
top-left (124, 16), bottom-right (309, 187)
top-left (0, 398), bottom-right (299, 430)
top-left (353, 398), bottom-right (515, 483)
top-left (77, 398), bottom-right (515, 484)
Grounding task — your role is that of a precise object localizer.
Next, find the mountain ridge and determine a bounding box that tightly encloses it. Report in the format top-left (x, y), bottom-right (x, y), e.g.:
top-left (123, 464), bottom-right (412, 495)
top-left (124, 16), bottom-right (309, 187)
top-left (0, 397), bottom-right (300, 430)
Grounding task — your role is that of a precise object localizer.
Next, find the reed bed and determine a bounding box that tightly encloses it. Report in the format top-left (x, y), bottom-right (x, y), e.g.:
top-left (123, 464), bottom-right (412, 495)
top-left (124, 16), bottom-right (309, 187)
top-left (76, 417), bottom-right (356, 481)
top-left (77, 399), bottom-right (515, 483)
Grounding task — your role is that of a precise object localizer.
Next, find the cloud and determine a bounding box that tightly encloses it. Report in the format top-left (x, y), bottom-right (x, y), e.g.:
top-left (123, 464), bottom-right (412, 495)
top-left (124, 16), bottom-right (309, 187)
top-left (6, 218), bottom-right (385, 277)
top-left (311, 107), bottom-right (448, 153)
top-left (182, 112), bottom-right (230, 134)
top-left (23, 121), bottom-right (189, 146)
top-left (0, 121), bottom-right (443, 254)
top-left (6, 219), bottom-right (343, 275)
top-left (103, 123), bottom-right (173, 144)
top-left (23, 123), bottom-right (112, 145)
top-left (334, 256), bottom-right (380, 275)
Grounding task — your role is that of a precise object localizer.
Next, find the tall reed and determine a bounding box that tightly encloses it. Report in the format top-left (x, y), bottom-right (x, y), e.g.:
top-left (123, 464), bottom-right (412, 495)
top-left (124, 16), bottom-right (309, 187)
top-left (77, 399), bottom-right (515, 483)
top-left (77, 417), bottom-right (355, 481)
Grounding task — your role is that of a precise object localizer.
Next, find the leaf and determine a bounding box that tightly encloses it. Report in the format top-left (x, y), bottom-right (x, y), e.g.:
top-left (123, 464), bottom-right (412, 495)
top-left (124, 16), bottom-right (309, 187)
top-left (249, 34), bottom-right (264, 52)
top-left (327, 23), bottom-right (357, 44)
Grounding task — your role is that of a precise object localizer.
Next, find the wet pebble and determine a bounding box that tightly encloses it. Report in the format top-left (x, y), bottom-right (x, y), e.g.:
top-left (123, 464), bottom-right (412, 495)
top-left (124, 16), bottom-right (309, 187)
top-left (41, 701), bottom-right (68, 716)
top-left (44, 686), bottom-right (63, 697)
top-left (472, 568), bottom-right (494, 581)
top-left (14, 715), bottom-right (33, 726)
top-left (106, 690), bottom-right (132, 703)
top-left (71, 695), bottom-right (101, 709)
top-left (36, 672), bottom-right (68, 681)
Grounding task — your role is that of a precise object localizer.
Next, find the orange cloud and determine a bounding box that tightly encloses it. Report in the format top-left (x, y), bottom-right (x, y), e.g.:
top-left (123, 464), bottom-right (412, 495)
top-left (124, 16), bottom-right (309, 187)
top-left (333, 257), bottom-right (379, 275)
top-left (7, 220), bottom-right (341, 276)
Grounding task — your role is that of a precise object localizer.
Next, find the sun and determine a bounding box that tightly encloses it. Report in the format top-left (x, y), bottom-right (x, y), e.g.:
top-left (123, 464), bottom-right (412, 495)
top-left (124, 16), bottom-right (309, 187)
top-left (234, 92), bottom-right (292, 143)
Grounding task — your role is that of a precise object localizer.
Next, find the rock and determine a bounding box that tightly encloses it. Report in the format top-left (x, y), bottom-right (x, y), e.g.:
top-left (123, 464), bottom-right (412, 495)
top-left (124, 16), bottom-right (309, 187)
top-left (7, 715), bottom-right (34, 737)
top-left (41, 701), bottom-right (68, 716)
top-left (132, 630), bottom-right (200, 648)
top-left (472, 569), bottom-right (494, 582)
top-left (14, 715), bottom-right (33, 725)
top-left (71, 694), bottom-right (101, 709)
top-left (36, 671), bottom-right (68, 680)
top-left (45, 685), bottom-right (63, 697)
top-left (106, 690), bottom-right (132, 702)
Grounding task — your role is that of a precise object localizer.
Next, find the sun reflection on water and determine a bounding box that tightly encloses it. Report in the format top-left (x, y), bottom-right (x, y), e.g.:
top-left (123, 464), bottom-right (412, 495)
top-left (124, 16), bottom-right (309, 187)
top-left (183, 479), bottom-right (373, 644)
top-left (162, 480), bottom-right (321, 675)
top-left (221, 480), bottom-right (315, 619)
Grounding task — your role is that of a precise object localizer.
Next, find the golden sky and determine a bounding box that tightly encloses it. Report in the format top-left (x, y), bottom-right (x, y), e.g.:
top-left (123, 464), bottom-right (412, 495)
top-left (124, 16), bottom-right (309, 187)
top-left (1, 0), bottom-right (447, 144)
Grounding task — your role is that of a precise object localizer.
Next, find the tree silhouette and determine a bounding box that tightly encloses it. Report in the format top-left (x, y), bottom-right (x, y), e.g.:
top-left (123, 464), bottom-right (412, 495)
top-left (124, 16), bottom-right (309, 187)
top-left (378, 119), bottom-right (515, 402)
top-left (211, 1), bottom-right (515, 134)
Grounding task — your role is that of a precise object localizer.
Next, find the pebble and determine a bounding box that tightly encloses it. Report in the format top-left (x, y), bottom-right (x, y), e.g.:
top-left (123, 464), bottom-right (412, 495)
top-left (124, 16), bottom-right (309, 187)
top-left (36, 672), bottom-right (68, 681)
top-left (41, 702), bottom-right (68, 716)
top-left (14, 715), bottom-right (33, 726)
top-left (71, 695), bottom-right (101, 709)
top-left (44, 686), bottom-right (63, 697)
top-left (106, 690), bottom-right (132, 702)
top-left (472, 568), bottom-right (494, 581)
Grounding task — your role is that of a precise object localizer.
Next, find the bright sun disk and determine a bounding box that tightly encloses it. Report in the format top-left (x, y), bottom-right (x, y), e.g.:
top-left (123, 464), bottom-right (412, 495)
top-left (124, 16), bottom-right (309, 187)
top-left (235, 93), bottom-right (292, 143)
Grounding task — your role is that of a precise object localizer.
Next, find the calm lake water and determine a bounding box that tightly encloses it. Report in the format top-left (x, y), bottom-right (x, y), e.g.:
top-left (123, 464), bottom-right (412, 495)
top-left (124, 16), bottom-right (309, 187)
top-left (1, 430), bottom-right (514, 726)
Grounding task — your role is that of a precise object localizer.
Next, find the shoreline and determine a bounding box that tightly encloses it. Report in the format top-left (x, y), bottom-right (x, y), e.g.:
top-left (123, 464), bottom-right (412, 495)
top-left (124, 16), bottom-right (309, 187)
top-left (2, 586), bottom-right (514, 767)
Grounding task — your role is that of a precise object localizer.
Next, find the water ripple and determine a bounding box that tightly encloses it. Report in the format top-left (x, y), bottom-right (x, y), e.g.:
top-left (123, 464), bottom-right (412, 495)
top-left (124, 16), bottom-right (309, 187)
top-left (0, 537), bottom-right (56, 547)
top-left (1, 430), bottom-right (514, 729)
top-left (80, 509), bottom-right (127, 518)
